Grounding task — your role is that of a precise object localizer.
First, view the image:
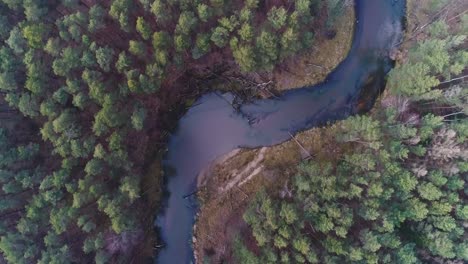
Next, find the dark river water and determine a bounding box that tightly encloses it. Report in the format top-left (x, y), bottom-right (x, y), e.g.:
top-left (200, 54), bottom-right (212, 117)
top-left (155, 1), bottom-right (406, 263)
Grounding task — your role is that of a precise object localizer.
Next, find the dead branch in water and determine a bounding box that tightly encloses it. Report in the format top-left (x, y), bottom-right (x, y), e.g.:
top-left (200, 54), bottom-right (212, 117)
top-left (183, 190), bottom-right (199, 199)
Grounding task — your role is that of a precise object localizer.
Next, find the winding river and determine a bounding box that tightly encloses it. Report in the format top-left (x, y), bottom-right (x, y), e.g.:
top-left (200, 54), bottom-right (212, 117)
top-left (155, 1), bottom-right (406, 263)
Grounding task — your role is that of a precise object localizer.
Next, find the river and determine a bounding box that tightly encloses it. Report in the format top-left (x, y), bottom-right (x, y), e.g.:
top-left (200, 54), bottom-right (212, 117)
top-left (155, 0), bottom-right (406, 263)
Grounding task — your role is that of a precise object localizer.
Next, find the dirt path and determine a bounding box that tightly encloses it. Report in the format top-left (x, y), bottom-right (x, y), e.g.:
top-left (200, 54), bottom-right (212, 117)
top-left (219, 147), bottom-right (267, 193)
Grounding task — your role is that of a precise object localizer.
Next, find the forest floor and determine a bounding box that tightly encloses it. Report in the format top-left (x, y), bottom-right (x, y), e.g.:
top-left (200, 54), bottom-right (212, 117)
top-left (193, 6), bottom-right (356, 263)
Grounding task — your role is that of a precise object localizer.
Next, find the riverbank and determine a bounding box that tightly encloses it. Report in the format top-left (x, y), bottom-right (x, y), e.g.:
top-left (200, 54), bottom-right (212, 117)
top-left (273, 5), bottom-right (355, 91)
top-left (131, 2), bottom-right (358, 262)
top-left (226, 0), bottom-right (468, 261)
top-left (193, 5), bottom-right (356, 263)
top-left (193, 0), bottom-right (468, 262)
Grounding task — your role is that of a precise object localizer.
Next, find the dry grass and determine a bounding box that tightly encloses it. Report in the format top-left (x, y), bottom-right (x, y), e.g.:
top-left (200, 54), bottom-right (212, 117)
top-left (194, 1), bottom-right (468, 262)
top-left (193, 6), bottom-right (357, 263)
top-left (273, 7), bottom-right (356, 91)
top-left (194, 124), bottom-right (345, 262)
top-left (131, 158), bottom-right (164, 262)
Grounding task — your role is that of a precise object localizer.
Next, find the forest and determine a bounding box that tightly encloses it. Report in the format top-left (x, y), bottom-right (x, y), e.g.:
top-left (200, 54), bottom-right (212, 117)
top-left (0, 0), bottom-right (347, 263)
top-left (233, 2), bottom-right (468, 264)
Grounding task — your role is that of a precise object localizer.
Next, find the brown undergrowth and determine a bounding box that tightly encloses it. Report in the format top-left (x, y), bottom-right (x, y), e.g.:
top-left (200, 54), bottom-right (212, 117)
top-left (193, 6), bottom-right (356, 263)
top-left (273, 7), bottom-right (355, 91)
top-left (192, 1), bottom-right (468, 263)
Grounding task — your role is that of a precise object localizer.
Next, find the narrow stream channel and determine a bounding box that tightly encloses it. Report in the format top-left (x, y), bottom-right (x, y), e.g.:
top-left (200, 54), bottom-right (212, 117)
top-left (155, 1), bottom-right (406, 263)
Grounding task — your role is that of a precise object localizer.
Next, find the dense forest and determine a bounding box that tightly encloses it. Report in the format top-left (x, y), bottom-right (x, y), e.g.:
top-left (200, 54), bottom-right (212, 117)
top-left (234, 3), bottom-right (468, 264)
top-left (0, 0), bottom-right (346, 263)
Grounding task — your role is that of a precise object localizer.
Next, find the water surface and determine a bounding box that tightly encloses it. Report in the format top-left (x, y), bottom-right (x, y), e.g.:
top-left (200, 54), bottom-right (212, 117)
top-left (155, 1), bottom-right (406, 263)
